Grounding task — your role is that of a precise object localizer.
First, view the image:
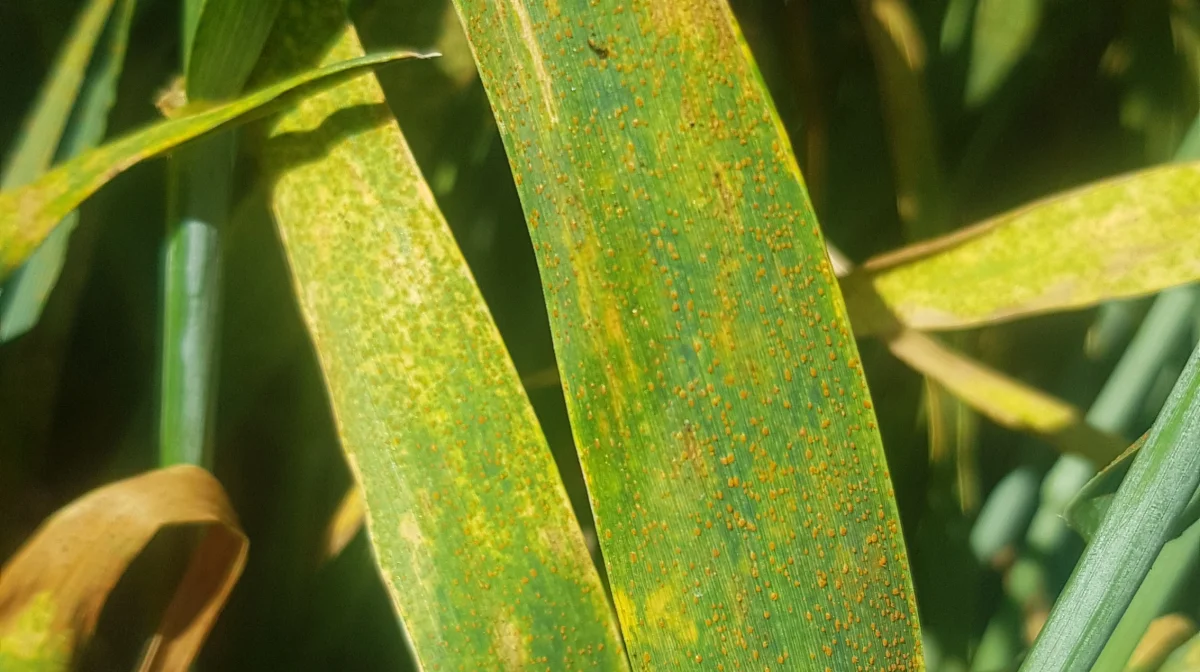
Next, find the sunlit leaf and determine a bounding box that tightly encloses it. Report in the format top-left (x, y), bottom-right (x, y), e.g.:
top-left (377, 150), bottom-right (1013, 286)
top-left (0, 49), bottom-right (430, 279)
top-left (0, 0), bottom-right (113, 190)
top-left (252, 0), bottom-right (627, 667)
top-left (453, 0), bottom-right (924, 667)
top-left (830, 245), bottom-right (1119, 465)
top-left (844, 162), bottom-right (1200, 336)
top-left (0, 466), bottom-right (246, 672)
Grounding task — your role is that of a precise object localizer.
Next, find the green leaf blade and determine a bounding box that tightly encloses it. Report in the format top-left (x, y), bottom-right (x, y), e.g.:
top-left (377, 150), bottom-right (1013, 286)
top-left (186, 0), bottom-right (284, 99)
top-left (846, 162), bottom-right (1200, 335)
top-left (453, 0), bottom-right (924, 668)
top-left (1022, 342), bottom-right (1200, 672)
top-left (253, 1), bottom-right (628, 668)
top-left (0, 49), bottom-right (428, 279)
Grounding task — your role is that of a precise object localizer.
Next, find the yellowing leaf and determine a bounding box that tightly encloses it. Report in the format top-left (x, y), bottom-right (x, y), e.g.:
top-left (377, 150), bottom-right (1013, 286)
top-left (0, 466), bottom-right (246, 672)
top-left (1160, 631), bottom-right (1200, 672)
top-left (1, 0), bottom-right (136, 343)
top-left (320, 486), bottom-right (364, 564)
top-left (1126, 615), bottom-right (1196, 672)
top-left (845, 162), bottom-right (1200, 335)
top-left (252, 0), bottom-right (627, 668)
top-left (453, 0), bottom-right (923, 667)
top-left (0, 49), bottom-right (429, 279)
top-left (885, 329), bottom-right (1125, 465)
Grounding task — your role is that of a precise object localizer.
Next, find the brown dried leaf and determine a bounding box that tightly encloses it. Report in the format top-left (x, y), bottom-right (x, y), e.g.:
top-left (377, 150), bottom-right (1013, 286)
top-left (0, 465), bottom-right (246, 671)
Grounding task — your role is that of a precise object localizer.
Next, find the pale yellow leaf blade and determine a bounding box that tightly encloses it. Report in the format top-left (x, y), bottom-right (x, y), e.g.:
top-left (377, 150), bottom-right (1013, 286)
top-left (845, 162), bottom-right (1200, 335)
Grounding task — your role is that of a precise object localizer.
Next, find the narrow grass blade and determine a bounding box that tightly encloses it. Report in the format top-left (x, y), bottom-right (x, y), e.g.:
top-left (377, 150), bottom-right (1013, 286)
top-left (990, 121), bottom-right (1200, 671)
top-left (0, 0), bottom-right (136, 342)
top-left (940, 0), bottom-right (974, 53)
top-left (856, 0), bottom-right (952, 240)
top-left (855, 0), bottom-right (983, 528)
top-left (1089, 526), bottom-right (1200, 672)
top-left (843, 162), bottom-right (1200, 335)
top-left (1021, 342), bottom-right (1200, 672)
top-left (969, 465), bottom-right (1040, 563)
top-left (320, 486), bottom-right (363, 564)
top-left (1089, 286), bottom-right (1200, 434)
top-left (0, 466), bottom-right (247, 672)
top-left (253, 1), bottom-right (627, 667)
top-left (453, 0), bottom-right (923, 667)
top-left (886, 329), bottom-right (1125, 465)
top-left (0, 49), bottom-right (426, 279)
top-left (0, 0), bottom-right (114, 190)
top-left (1063, 437), bottom-right (1144, 541)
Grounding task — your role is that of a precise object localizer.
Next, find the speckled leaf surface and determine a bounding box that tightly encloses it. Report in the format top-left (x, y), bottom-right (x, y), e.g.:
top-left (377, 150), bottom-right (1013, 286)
top-left (0, 50), bottom-right (421, 278)
top-left (253, 1), bottom-right (626, 669)
top-left (453, 0), bottom-right (923, 669)
top-left (844, 162), bottom-right (1200, 336)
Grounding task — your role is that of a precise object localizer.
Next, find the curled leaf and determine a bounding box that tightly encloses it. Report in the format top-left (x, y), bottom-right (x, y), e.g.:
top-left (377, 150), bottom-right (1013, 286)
top-left (0, 465), bottom-right (247, 672)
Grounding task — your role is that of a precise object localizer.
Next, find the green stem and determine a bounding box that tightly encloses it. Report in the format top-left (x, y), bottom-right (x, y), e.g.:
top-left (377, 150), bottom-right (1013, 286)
top-left (158, 133), bottom-right (232, 466)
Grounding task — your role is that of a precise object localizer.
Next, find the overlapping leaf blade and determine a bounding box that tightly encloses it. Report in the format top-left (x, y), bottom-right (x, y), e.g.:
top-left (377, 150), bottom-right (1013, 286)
top-left (252, 0), bottom-right (627, 668)
top-left (0, 0), bottom-right (124, 341)
top-left (844, 161), bottom-right (1200, 335)
top-left (0, 49), bottom-right (425, 278)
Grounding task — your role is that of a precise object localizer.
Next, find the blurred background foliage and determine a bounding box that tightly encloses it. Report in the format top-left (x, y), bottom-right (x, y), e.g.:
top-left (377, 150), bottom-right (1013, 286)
top-left (2, 0), bottom-right (1199, 669)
